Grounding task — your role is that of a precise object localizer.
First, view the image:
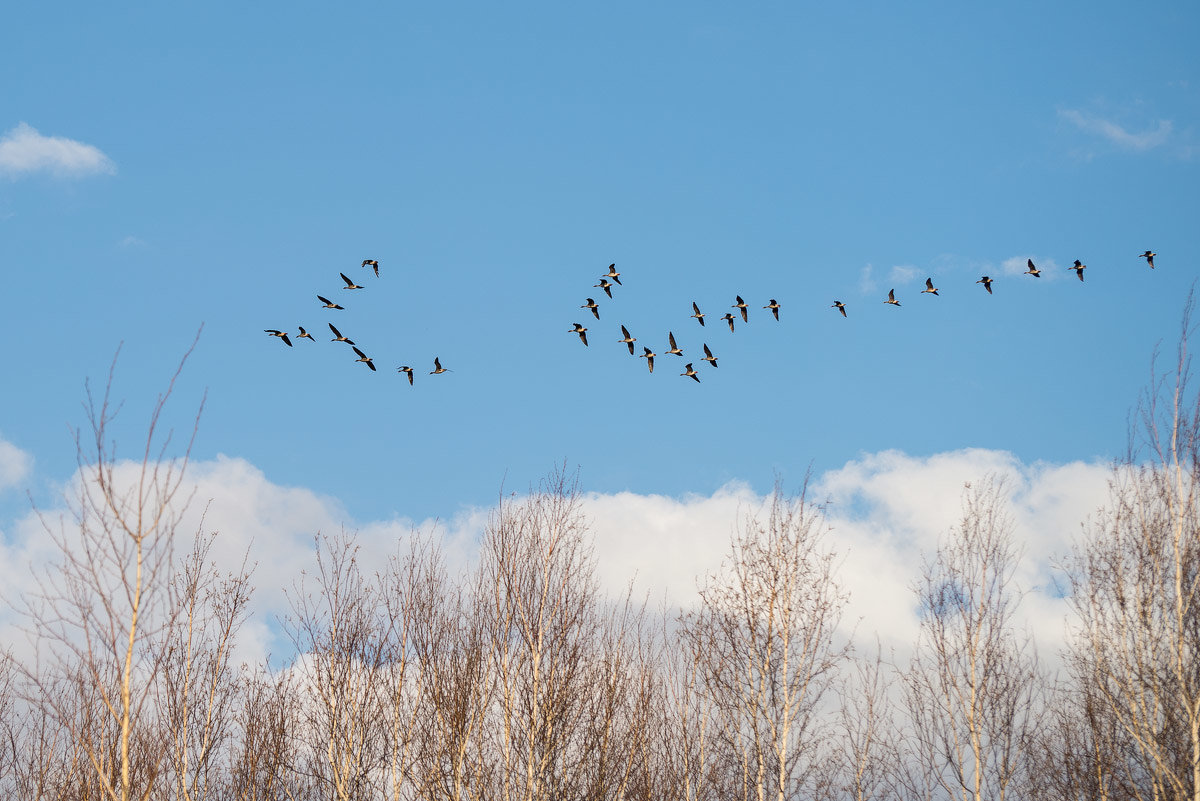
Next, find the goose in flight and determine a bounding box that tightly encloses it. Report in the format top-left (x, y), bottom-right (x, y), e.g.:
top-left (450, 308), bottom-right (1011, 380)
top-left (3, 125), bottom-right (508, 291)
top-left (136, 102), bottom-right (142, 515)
top-left (618, 324), bottom-right (637, 355)
top-left (264, 329), bottom-right (292, 347)
top-left (328, 323), bottom-right (355, 345)
top-left (1071, 260), bottom-right (1086, 282)
top-left (720, 313), bottom-right (736, 332)
top-left (361, 259), bottom-right (379, 276)
top-left (832, 301), bottom-right (847, 318)
top-left (732, 295), bottom-right (749, 322)
top-left (690, 301), bottom-right (706, 326)
top-left (352, 346), bottom-right (376, 371)
top-left (701, 343), bottom-right (718, 368)
top-left (295, 326), bottom-right (314, 342)
top-left (884, 288), bottom-right (901, 307)
top-left (318, 295), bottom-right (344, 310)
top-left (1139, 251), bottom-right (1155, 269)
top-left (1024, 260), bottom-right (1040, 277)
top-left (665, 331), bottom-right (683, 356)
top-left (429, 357), bottom-right (451, 375)
top-left (581, 297), bottom-right (600, 319)
top-left (603, 263), bottom-right (622, 285)
top-left (638, 346), bottom-right (655, 373)
top-left (680, 363), bottom-right (700, 383)
top-left (569, 323), bottom-right (589, 346)
top-left (594, 278), bottom-right (614, 299)
top-left (397, 365), bottom-right (414, 385)
top-left (341, 272), bottom-right (364, 290)
top-left (921, 278), bottom-right (939, 296)
top-left (763, 298), bottom-right (781, 320)
top-left (976, 276), bottom-right (993, 295)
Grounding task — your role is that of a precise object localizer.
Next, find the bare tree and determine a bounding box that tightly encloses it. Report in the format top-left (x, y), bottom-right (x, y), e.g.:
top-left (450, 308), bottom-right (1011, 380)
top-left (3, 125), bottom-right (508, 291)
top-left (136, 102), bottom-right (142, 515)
top-left (835, 642), bottom-right (900, 801)
top-left (158, 535), bottom-right (253, 801)
top-left (477, 473), bottom-right (607, 801)
top-left (681, 483), bottom-right (848, 801)
top-left (1063, 304), bottom-right (1200, 801)
top-left (285, 532), bottom-right (391, 801)
top-left (17, 340), bottom-right (207, 801)
top-left (900, 478), bottom-right (1042, 801)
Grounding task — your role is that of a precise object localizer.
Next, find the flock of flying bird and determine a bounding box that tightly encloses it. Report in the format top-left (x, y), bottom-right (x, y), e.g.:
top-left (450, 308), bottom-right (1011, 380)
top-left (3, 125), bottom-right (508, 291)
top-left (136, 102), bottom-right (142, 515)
top-left (569, 251), bottom-right (1159, 383)
top-left (570, 263), bottom-right (786, 383)
top-left (263, 260), bottom-right (450, 385)
top-left (266, 250), bottom-right (1160, 387)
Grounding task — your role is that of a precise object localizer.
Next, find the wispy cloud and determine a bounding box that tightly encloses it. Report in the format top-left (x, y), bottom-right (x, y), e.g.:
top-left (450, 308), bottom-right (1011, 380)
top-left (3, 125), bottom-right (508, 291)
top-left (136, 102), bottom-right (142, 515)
top-left (889, 264), bottom-right (920, 284)
top-left (858, 264), bottom-right (877, 294)
top-left (0, 122), bottom-right (116, 177)
top-left (1059, 108), bottom-right (1173, 152)
top-left (118, 235), bottom-right (147, 249)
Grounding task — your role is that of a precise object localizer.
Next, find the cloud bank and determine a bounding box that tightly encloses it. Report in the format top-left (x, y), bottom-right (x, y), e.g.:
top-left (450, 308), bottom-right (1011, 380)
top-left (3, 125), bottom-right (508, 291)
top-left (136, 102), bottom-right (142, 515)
top-left (0, 447), bottom-right (1113, 667)
top-left (0, 122), bottom-right (116, 177)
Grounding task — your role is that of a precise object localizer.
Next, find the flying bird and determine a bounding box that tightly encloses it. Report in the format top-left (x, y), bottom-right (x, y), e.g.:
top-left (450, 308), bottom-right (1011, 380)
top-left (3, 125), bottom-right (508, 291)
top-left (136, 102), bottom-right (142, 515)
top-left (720, 313), bottom-right (736, 332)
top-left (581, 298), bottom-right (600, 319)
top-left (328, 323), bottom-right (355, 345)
top-left (295, 326), bottom-right (314, 342)
top-left (665, 331), bottom-right (683, 356)
top-left (1071, 260), bottom-right (1086, 282)
top-left (603, 263), bottom-right (622, 285)
top-left (361, 259), bottom-right (379, 276)
top-left (429, 357), bottom-right (450, 375)
top-left (638, 346), bottom-right (655, 373)
top-left (1139, 251), bottom-right (1155, 269)
top-left (618, 325), bottom-right (637, 355)
top-left (832, 301), bottom-right (847, 318)
top-left (701, 343), bottom-right (718, 368)
top-left (977, 276), bottom-right (993, 295)
top-left (352, 346), bottom-right (376, 371)
top-left (594, 278), bottom-right (614, 299)
top-left (318, 295), bottom-right (344, 310)
top-left (264, 329), bottom-right (292, 347)
top-left (1024, 260), bottom-right (1040, 278)
top-left (921, 278), bottom-right (939, 296)
top-left (570, 322), bottom-right (589, 346)
top-left (884, 289), bottom-right (901, 307)
top-left (691, 302), bottom-right (706, 326)
top-left (733, 295), bottom-right (749, 323)
top-left (340, 272), bottom-right (364, 290)
top-left (397, 365), bottom-right (414, 385)
top-left (763, 299), bottom-right (781, 320)
top-left (680, 363), bottom-right (700, 383)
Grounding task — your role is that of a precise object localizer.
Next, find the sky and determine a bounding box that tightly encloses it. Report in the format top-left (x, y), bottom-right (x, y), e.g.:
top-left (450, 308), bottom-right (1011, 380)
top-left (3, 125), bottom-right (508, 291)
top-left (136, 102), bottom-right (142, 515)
top-left (2, 3), bottom-right (1198, 657)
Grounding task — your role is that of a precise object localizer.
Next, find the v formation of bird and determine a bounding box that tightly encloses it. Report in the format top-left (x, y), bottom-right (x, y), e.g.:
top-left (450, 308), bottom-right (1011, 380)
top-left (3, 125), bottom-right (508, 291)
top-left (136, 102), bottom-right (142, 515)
top-left (571, 253), bottom-right (1157, 384)
top-left (263, 259), bottom-right (450, 386)
top-left (268, 251), bottom-right (1157, 388)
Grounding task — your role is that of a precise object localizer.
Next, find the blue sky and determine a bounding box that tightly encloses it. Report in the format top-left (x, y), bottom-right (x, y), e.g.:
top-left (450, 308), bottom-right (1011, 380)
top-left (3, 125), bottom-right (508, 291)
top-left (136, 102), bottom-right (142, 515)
top-left (2, 1), bottom-right (1198, 534)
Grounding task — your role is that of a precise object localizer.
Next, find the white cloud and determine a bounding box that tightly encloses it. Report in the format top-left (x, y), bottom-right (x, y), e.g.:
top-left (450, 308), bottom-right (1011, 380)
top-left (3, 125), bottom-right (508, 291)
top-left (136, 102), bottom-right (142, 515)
top-left (888, 265), bottom-right (920, 284)
top-left (0, 122), bottom-right (116, 178)
top-left (0, 435), bottom-right (32, 492)
top-left (1059, 109), bottom-right (1172, 152)
top-left (0, 448), bottom-right (1114, 670)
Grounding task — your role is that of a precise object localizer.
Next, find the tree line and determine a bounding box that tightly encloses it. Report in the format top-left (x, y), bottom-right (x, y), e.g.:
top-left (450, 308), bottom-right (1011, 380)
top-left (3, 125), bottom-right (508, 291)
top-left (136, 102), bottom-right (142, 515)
top-left (0, 335), bottom-right (1197, 801)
